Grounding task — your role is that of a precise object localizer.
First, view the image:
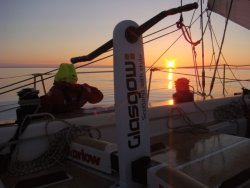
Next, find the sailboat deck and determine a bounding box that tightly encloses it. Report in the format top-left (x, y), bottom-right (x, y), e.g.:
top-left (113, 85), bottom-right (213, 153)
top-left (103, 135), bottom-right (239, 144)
top-left (1, 132), bottom-right (250, 188)
top-left (151, 132), bottom-right (250, 187)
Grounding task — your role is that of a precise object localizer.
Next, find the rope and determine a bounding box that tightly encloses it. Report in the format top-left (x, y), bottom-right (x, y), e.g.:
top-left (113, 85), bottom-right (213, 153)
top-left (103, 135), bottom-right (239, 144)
top-left (0, 55), bottom-right (113, 95)
top-left (167, 102), bottom-right (209, 133)
top-left (158, 69), bottom-right (250, 83)
top-left (0, 106), bottom-right (18, 113)
top-left (209, 0), bottom-right (234, 95)
top-left (209, 25), bottom-right (245, 88)
top-left (206, 9), bottom-right (227, 95)
top-left (177, 22), bottom-right (201, 46)
top-left (7, 118), bottom-right (101, 176)
top-left (144, 28), bottom-right (180, 45)
top-left (214, 101), bottom-right (244, 121)
top-left (143, 23), bottom-right (176, 38)
top-left (0, 74), bottom-right (34, 80)
top-left (146, 34), bottom-right (183, 73)
top-left (175, 1), bottom-right (204, 94)
top-left (213, 100), bottom-right (244, 135)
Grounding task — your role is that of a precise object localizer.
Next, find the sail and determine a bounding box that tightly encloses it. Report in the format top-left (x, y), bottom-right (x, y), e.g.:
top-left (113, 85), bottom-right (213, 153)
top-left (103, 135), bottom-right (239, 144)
top-left (208, 0), bottom-right (250, 30)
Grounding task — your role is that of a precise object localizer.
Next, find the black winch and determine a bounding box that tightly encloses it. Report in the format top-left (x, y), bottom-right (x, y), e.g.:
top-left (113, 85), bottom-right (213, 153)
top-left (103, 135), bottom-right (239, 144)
top-left (173, 78), bottom-right (194, 104)
top-left (16, 88), bottom-right (40, 125)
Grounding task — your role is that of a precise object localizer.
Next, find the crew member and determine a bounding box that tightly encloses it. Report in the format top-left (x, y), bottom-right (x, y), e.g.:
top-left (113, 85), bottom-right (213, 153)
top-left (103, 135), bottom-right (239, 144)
top-left (39, 63), bottom-right (103, 113)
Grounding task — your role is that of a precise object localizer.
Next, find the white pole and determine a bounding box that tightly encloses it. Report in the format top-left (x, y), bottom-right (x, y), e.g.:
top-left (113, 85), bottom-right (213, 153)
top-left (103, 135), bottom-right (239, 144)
top-left (113, 20), bottom-right (150, 188)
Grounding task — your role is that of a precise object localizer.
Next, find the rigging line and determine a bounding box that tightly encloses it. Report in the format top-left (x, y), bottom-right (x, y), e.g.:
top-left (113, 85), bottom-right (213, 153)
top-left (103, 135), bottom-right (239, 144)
top-left (173, 65), bottom-right (213, 69)
top-left (186, 0), bottom-right (202, 93)
top-left (0, 55), bottom-right (113, 95)
top-left (225, 64), bottom-right (244, 87)
top-left (184, 24), bottom-right (201, 91)
top-left (189, 8), bottom-right (207, 29)
top-left (0, 74), bottom-right (48, 91)
top-left (209, 26), bottom-right (231, 65)
top-left (187, 6), bottom-right (211, 41)
top-left (188, 0), bottom-right (199, 26)
top-left (0, 75), bottom-right (34, 90)
top-left (0, 106), bottom-right (18, 113)
top-left (208, 15), bottom-right (243, 90)
top-left (41, 51), bottom-right (112, 75)
top-left (74, 24), bottom-right (180, 69)
top-left (200, 0), bottom-right (205, 95)
top-left (74, 24), bottom-right (181, 68)
top-left (76, 70), bottom-right (113, 74)
top-left (74, 54), bottom-right (113, 69)
top-left (158, 69), bottom-right (250, 83)
top-left (227, 64), bottom-right (250, 68)
top-left (225, 79), bottom-right (250, 83)
top-left (179, 25), bottom-right (202, 92)
top-left (205, 0), bottom-right (215, 37)
top-left (188, 3), bottom-right (213, 94)
top-left (209, 0), bottom-right (234, 95)
top-left (145, 1), bottom-right (203, 90)
top-left (225, 64), bottom-right (245, 87)
top-left (0, 53), bottom-right (112, 91)
top-left (177, 21), bottom-right (201, 46)
top-left (182, 28), bottom-right (201, 91)
top-left (207, 11), bottom-right (228, 95)
top-left (0, 75), bottom-right (54, 95)
top-left (146, 33), bottom-right (183, 73)
top-left (0, 103), bottom-right (16, 107)
top-left (0, 74), bottom-right (36, 80)
top-left (206, 1), bottom-right (219, 72)
top-left (0, 73), bottom-right (52, 90)
top-left (210, 25), bottom-right (244, 87)
top-left (143, 23), bottom-right (176, 38)
top-left (176, 0), bottom-right (204, 94)
top-left (208, 28), bottom-right (216, 68)
top-left (158, 64), bottom-right (250, 69)
top-left (192, 44), bottom-right (203, 92)
top-left (143, 28), bottom-right (180, 44)
top-left (140, 2), bottom-right (200, 73)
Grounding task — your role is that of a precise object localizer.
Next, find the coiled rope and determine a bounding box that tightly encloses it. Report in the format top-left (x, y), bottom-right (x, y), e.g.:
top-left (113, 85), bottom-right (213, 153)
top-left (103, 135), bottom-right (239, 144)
top-left (7, 118), bottom-right (101, 176)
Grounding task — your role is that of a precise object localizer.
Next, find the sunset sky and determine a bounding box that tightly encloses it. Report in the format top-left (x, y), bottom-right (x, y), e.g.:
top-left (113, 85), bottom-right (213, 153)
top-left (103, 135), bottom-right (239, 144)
top-left (0, 0), bottom-right (249, 68)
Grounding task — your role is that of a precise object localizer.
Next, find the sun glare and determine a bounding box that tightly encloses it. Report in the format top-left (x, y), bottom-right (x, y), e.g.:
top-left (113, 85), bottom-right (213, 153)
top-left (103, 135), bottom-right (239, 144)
top-left (166, 60), bottom-right (175, 68)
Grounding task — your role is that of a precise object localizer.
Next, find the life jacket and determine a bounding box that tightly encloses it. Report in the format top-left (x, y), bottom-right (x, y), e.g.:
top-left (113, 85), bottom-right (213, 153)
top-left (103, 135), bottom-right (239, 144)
top-left (39, 82), bottom-right (103, 114)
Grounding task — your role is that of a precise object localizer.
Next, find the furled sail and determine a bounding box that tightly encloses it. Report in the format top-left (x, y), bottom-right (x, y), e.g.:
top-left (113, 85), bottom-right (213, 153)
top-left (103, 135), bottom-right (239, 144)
top-left (208, 0), bottom-right (250, 30)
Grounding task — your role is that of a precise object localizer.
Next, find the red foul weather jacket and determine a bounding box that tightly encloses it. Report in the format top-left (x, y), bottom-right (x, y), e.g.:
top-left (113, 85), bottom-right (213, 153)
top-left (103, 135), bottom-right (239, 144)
top-left (39, 82), bottom-right (103, 114)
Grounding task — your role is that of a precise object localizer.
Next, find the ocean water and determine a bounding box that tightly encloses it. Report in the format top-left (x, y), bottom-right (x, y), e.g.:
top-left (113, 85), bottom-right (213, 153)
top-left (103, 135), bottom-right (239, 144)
top-left (0, 67), bottom-right (249, 120)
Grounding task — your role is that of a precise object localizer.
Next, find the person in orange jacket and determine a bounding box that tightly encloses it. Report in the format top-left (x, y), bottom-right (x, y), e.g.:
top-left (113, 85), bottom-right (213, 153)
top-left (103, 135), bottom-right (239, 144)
top-left (39, 63), bottom-right (103, 114)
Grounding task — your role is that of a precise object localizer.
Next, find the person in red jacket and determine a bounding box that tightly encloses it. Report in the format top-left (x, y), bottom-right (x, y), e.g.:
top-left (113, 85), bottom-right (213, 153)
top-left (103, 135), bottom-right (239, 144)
top-left (39, 63), bottom-right (103, 114)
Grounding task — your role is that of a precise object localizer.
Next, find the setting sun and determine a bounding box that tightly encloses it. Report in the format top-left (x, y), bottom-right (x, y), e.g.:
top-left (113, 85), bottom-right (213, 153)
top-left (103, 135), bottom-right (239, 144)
top-left (166, 60), bottom-right (175, 68)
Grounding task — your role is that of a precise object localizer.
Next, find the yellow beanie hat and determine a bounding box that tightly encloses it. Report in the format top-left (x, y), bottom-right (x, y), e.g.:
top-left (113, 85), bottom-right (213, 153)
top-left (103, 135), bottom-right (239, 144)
top-left (54, 63), bottom-right (78, 84)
